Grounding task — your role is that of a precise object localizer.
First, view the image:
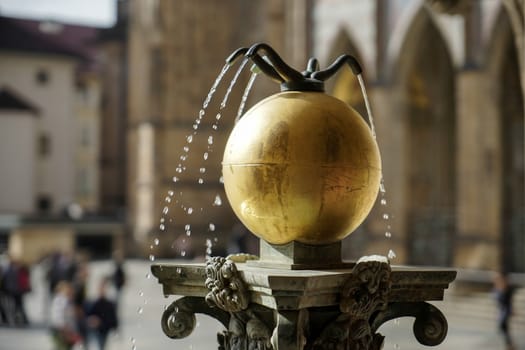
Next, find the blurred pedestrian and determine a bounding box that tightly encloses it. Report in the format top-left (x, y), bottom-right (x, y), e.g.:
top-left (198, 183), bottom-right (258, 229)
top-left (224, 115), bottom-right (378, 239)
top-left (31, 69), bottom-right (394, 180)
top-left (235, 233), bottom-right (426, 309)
top-left (227, 222), bottom-right (259, 256)
top-left (86, 277), bottom-right (118, 350)
top-left (0, 264), bottom-right (9, 325)
top-left (50, 281), bottom-right (82, 350)
top-left (73, 262), bottom-right (89, 347)
top-left (2, 256), bottom-right (30, 326)
top-left (112, 250), bottom-right (126, 306)
top-left (46, 251), bottom-right (77, 297)
top-left (493, 272), bottom-right (515, 350)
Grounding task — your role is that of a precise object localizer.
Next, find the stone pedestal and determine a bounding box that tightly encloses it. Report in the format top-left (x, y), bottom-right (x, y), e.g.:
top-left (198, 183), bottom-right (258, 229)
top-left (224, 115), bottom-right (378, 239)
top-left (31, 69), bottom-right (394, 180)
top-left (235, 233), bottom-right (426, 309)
top-left (152, 256), bottom-right (456, 350)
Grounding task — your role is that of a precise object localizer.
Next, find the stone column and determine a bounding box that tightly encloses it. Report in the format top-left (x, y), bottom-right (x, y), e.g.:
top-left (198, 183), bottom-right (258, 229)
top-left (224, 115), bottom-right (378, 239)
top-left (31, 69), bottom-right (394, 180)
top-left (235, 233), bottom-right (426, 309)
top-left (455, 70), bottom-right (501, 270)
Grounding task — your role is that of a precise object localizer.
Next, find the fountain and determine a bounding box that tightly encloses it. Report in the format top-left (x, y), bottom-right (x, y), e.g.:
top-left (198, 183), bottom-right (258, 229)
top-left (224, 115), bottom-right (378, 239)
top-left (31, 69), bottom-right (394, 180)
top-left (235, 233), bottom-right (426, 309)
top-left (152, 43), bottom-right (456, 350)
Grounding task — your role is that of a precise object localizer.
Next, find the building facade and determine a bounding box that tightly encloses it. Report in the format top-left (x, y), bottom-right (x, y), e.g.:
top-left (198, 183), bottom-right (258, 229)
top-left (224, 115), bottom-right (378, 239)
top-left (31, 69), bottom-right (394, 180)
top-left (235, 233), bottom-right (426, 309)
top-left (127, 0), bottom-right (524, 272)
top-left (0, 16), bottom-right (124, 261)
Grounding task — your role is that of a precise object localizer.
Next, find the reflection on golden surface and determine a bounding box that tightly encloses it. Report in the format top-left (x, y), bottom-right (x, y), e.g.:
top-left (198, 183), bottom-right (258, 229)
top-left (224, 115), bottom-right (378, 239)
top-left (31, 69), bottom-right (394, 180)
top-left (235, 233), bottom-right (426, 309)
top-left (222, 92), bottom-right (381, 245)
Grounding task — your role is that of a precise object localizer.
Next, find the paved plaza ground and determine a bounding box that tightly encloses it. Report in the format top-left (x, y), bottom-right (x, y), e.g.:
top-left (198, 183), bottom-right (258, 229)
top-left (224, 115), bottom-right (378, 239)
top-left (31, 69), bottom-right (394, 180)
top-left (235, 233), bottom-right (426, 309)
top-left (0, 260), bottom-right (523, 350)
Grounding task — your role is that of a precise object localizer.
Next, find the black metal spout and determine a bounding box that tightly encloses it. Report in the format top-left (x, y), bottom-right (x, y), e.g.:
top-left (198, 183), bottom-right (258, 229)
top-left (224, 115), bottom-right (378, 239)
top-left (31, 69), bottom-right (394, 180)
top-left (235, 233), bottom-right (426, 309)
top-left (226, 42), bottom-right (363, 92)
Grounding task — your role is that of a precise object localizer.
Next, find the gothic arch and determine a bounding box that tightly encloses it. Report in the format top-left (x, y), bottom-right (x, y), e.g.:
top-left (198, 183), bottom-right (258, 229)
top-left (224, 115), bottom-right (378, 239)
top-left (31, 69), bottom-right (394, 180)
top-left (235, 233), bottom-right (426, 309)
top-left (395, 7), bottom-right (456, 266)
top-left (324, 28), bottom-right (366, 117)
top-left (487, 8), bottom-right (525, 272)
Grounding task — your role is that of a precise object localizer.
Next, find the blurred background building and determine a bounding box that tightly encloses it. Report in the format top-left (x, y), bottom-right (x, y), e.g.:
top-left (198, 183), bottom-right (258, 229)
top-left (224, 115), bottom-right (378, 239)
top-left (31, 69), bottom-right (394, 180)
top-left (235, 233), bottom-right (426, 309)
top-left (0, 0), bottom-right (523, 273)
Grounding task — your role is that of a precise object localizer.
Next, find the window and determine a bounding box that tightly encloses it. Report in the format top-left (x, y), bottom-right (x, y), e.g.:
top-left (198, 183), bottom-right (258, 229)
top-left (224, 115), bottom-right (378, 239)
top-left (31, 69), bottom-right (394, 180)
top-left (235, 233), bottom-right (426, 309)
top-left (38, 133), bottom-right (51, 157)
top-left (36, 195), bottom-right (52, 213)
top-left (36, 69), bottom-right (50, 85)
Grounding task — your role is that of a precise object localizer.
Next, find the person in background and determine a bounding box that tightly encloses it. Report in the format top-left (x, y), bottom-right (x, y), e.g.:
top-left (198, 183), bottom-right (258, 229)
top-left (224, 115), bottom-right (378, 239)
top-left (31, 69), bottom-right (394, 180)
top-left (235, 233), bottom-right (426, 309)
top-left (50, 281), bottom-right (82, 350)
top-left (2, 256), bottom-right (30, 326)
top-left (0, 264), bottom-right (7, 325)
top-left (86, 277), bottom-right (118, 350)
top-left (72, 262), bottom-right (89, 347)
top-left (112, 250), bottom-right (126, 305)
top-left (493, 272), bottom-right (515, 350)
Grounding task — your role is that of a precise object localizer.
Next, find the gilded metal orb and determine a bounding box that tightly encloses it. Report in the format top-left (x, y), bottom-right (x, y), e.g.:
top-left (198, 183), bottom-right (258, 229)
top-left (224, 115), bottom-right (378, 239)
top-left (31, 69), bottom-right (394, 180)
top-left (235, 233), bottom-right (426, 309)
top-left (222, 91), bottom-right (381, 245)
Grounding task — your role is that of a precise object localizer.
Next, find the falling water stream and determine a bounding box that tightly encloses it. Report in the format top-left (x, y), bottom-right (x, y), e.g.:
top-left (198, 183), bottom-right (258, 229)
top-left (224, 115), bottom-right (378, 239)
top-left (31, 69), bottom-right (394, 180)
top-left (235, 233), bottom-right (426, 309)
top-left (356, 74), bottom-right (396, 261)
top-left (357, 74), bottom-right (400, 350)
top-left (132, 58), bottom-right (254, 350)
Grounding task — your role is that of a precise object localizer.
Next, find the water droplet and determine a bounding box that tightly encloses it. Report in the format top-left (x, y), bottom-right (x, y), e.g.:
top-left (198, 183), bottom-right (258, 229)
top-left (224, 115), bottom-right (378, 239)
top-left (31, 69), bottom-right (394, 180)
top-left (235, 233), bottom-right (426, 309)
top-left (208, 136), bottom-right (214, 145)
top-left (199, 167), bottom-right (206, 173)
top-left (139, 291), bottom-right (144, 297)
top-left (198, 178), bottom-right (204, 184)
top-left (187, 207), bottom-right (193, 215)
top-left (159, 224), bottom-right (165, 231)
top-left (213, 194), bottom-right (222, 206)
top-left (214, 237), bottom-right (218, 242)
top-left (154, 238), bottom-right (160, 245)
top-left (176, 167), bottom-right (183, 173)
top-left (186, 230), bottom-right (191, 237)
top-left (176, 267), bottom-right (182, 274)
top-left (379, 182), bottom-right (386, 193)
top-left (149, 254), bottom-right (155, 262)
top-left (219, 176), bottom-right (224, 184)
top-left (380, 198), bottom-right (387, 205)
top-left (185, 224), bottom-right (191, 231)
top-left (146, 273), bottom-right (151, 279)
top-left (181, 251), bottom-right (186, 257)
top-left (388, 249), bottom-right (397, 260)
top-left (385, 232), bottom-right (392, 238)
top-left (186, 135), bottom-right (193, 143)
top-left (203, 152), bottom-right (209, 160)
top-left (144, 299), bottom-right (148, 305)
top-left (212, 124), bottom-right (218, 130)
top-left (216, 113), bottom-right (221, 121)
top-left (209, 223), bottom-right (215, 231)
top-left (199, 109), bottom-right (205, 118)
top-left (382, 214), bottom-right (389, 220)
top-left (137, 307), bottom-right (143, 314)
top-left (172, 177), bottom-right (179, 183)
top-left (183, 146), bottom-right (189, 152)
top-left (162, 206), bottom-right (169, 214)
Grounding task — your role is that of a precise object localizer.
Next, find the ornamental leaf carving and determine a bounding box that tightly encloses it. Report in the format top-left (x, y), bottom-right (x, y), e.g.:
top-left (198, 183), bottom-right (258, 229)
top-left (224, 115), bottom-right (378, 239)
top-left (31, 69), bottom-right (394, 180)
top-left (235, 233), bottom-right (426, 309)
top-left (312, 255), bottom-right (391, 350)
top-left (205, 257), bottom-right (250, 313)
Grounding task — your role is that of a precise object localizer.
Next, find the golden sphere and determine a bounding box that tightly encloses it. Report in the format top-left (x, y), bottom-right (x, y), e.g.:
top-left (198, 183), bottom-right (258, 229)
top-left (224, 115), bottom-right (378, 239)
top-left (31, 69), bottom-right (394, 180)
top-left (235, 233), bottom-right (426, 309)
top-left (222, 91), bottom-right (381, 245)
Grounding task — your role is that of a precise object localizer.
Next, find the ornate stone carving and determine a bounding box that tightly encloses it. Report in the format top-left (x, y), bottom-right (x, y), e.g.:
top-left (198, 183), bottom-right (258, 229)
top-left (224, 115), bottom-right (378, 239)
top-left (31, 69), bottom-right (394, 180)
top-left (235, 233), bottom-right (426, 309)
top-left (205, 256), bottom-right (250, 312)
top-left (312, 255), bottom-right (391, 350)
top-left (218, 312), bottom-right (273, 350)
top-left (371, 301), bottom-right (448, 346)
top-left (161, 296), bottom-right (229, 339)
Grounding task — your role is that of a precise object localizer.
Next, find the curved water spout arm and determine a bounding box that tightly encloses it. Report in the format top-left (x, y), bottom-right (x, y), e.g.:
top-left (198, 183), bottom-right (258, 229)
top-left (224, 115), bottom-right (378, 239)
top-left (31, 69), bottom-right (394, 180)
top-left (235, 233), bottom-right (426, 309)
top-left (246, 43), bottom-right (304, 83)
top-left (311, 54), bottom-right (363, 81)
